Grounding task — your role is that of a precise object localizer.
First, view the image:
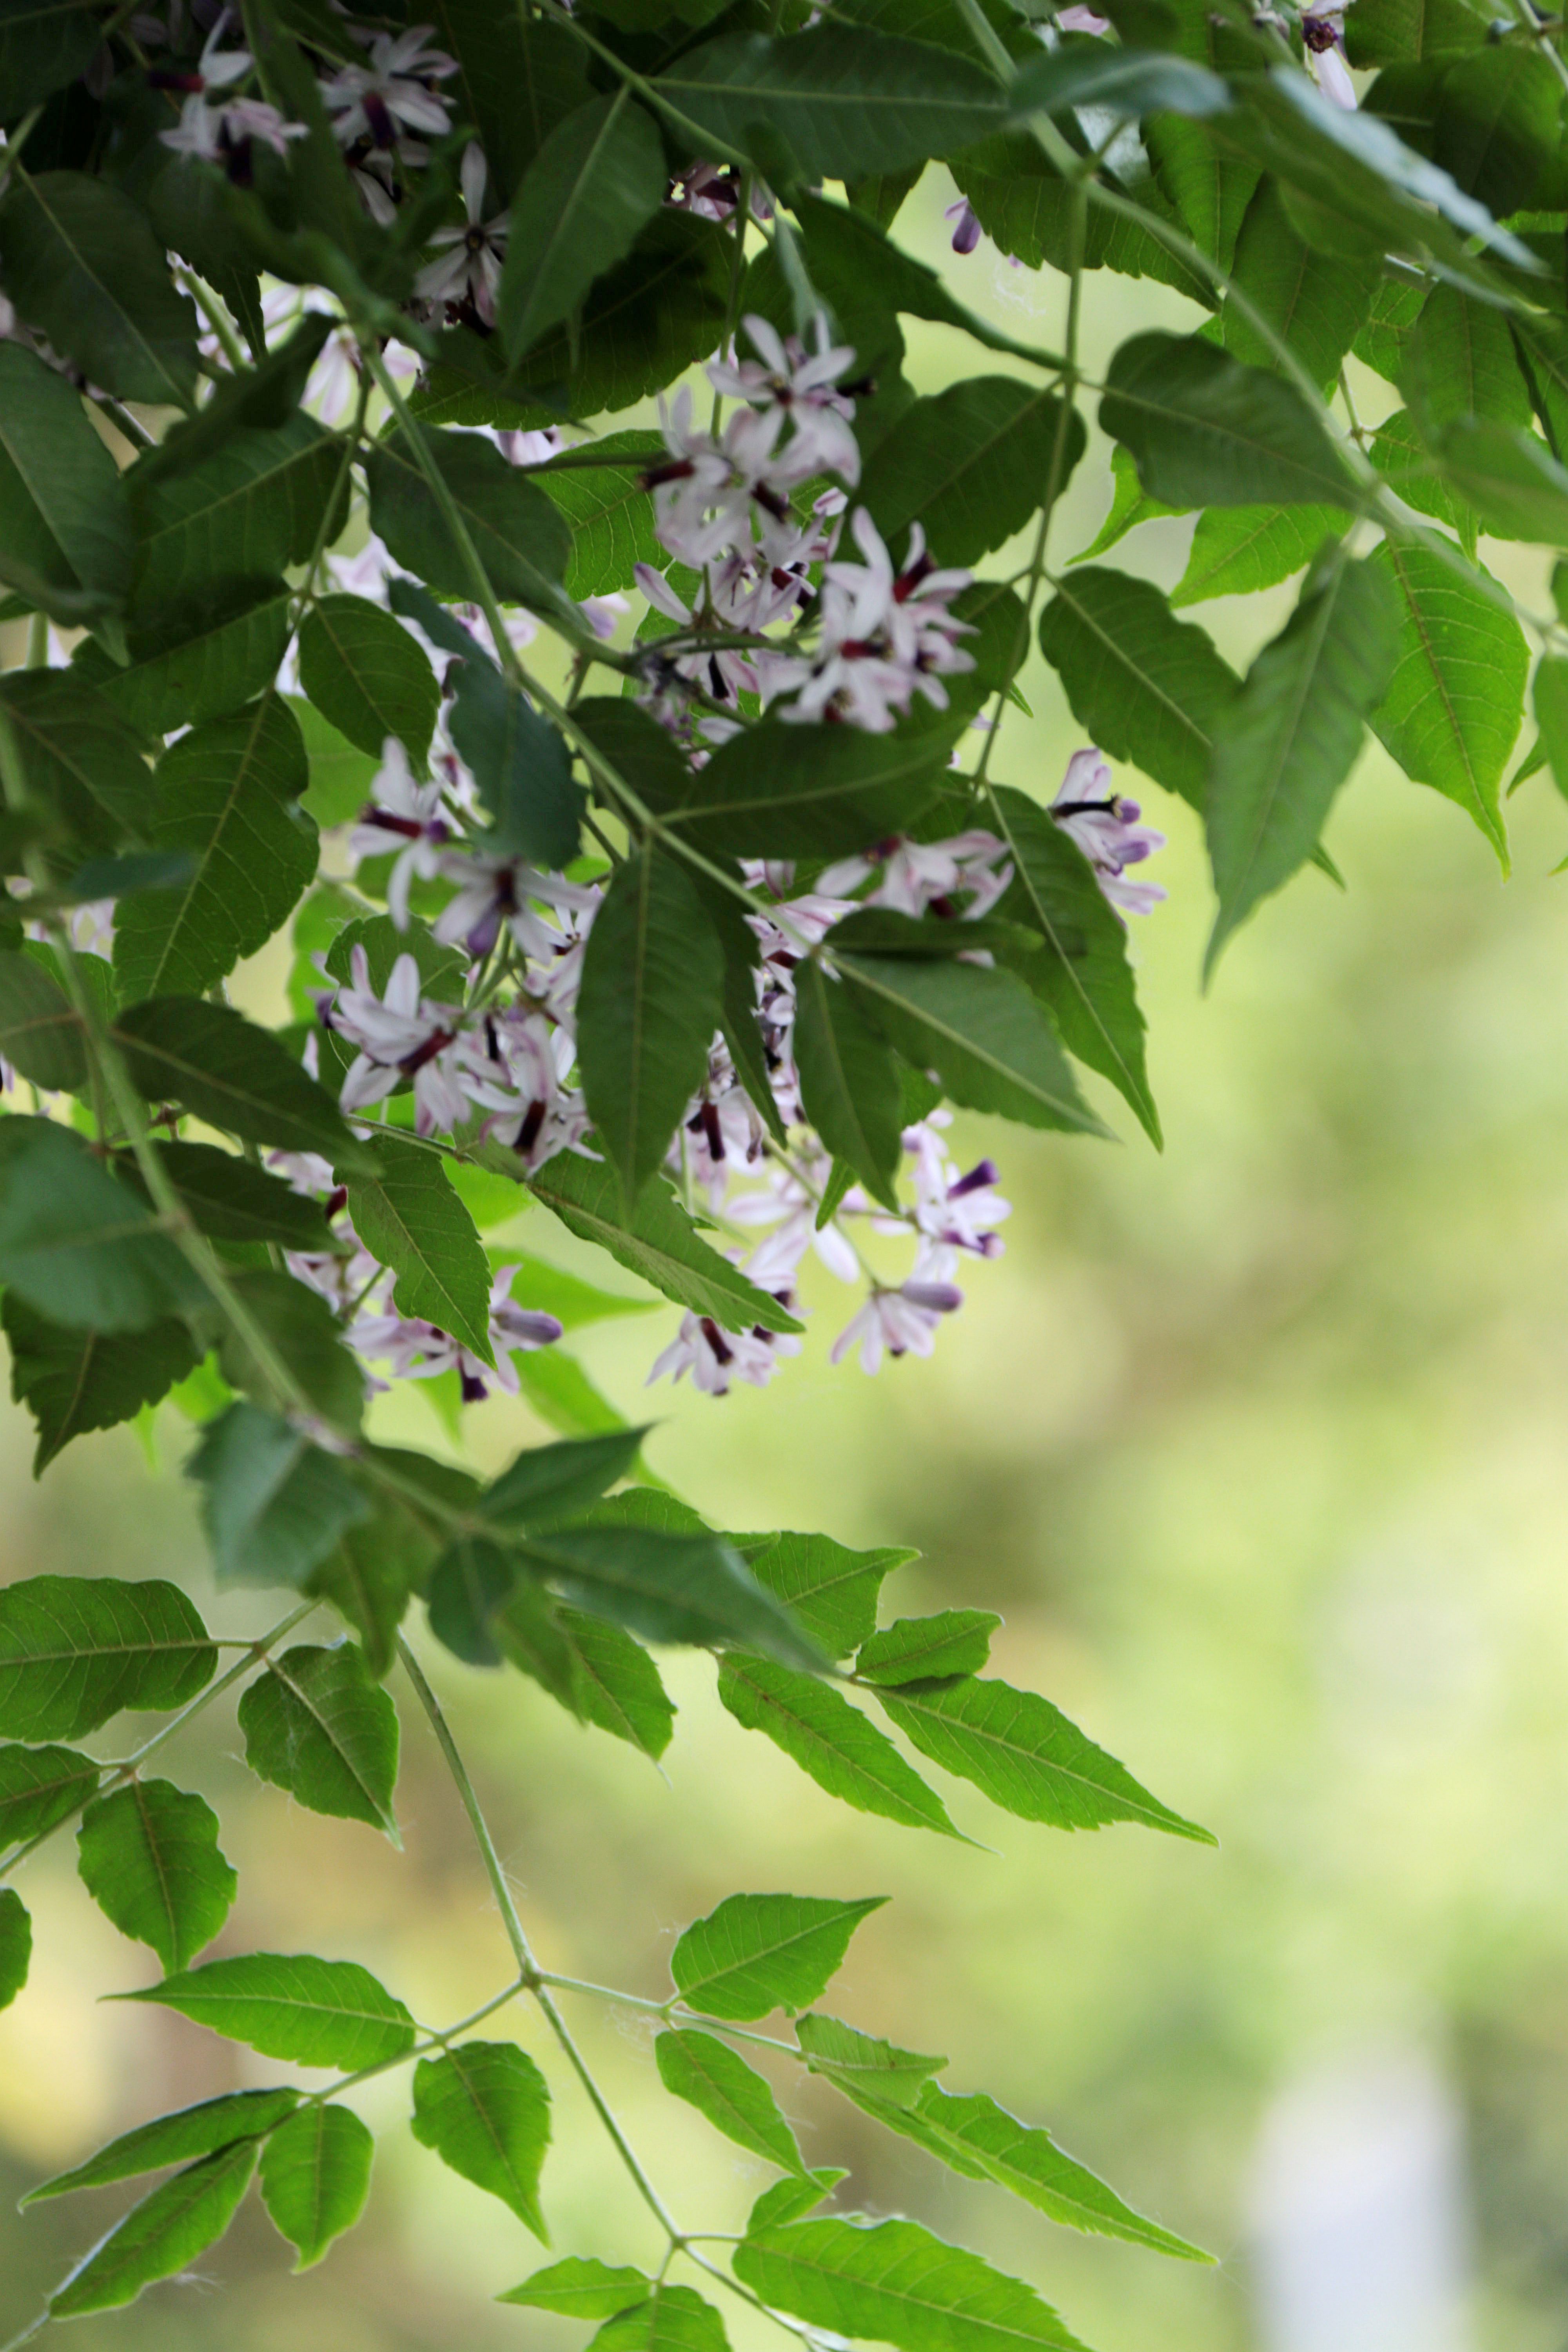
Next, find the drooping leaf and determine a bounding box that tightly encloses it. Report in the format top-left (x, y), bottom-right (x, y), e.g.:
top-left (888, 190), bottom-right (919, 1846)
top-left (1432, 42), bottom-right (1564, 220)
top-left (794, 2012), bottom-right (947, 2109)
top-left (4, 1293), bottom-right (200, 1476)
top-left (1368, 538), bottom-right (1524, 866)
top-left (656, 2029), bottom-right (809, 2174)
top-left (23, 2090), bottom-right (302, 2205)
top-left (575, 844), bottom-right (726, 1206)
top-left (238, 1643), bottom-right (401, 1838)
top-left (125, 1951), bottom-right (417, 2071)
top-left (0, 169), bottom-right (198, 407)
top-left (501, 2259), bottom-right (654, 2317)
top-left (412, 2042), bottom-right (552, 2239)
top-left (855, 1612), bottom-right (1001, 1686)
top-left (746, 2168), bottom-right (849, 2231)
top-left (0, 1741), bottom-right (100, 1850)
top-left (113, 996), bottom-right (374, 1167)
top-left (1399, 281), bottom-right (1533, 435)
top-left (1038, 566), bottom-right (1240, 812)
top-left (1222, 176), bottom-right (1381, 392)
top-left (299, 595), bottom-right (439, 766)
top-left (307, 1494), bottom-right (436, 1680)
top-left (746, 1532), bottom-right (915, 1661)
top-left (260, 2102), bottom-right (374, 2272)
top-left (1435, 419), bottom-right (1568, 546)
top-left (0, 668), bottom-right (151, 859)
top-left (118, 1141), bottom-right (338, 1252)
top-left (128, 414), bottom-right (345, 615)
top-left (47, 2142), bottom-right (258, 2320)
top-left (366, 427), bottom-right (572, 615)
top-left (0, 1886), bottom-right (29, 2011)
top-left (447, 658), bottom-right (583, 868)
top-left (341, 1135), bottom-right (495, 1368)
top-left (216, 1267), bottom-right (365, 1434)
top-left (500, 91), bottom-right (668, 359)
top-left (112, 697), bottom-right (315, 1003)
top-left (0, 341), bottom-right (132, 624)
top-left (483, 1430), bottom-right (646, 1532)
top-left (860, 381), bottom-right (1085, 568)
top-left (877, 1676), bottom-right (1216, 1842)
top-left (0, 1116), bottom-right (208, 1334)
top-left (840, 955), bottom-right (1107, 1136)
top-left (732, 2214), bottom-right (1087, 2352)
top-left (792, 959), bottom-right (903, 1210)
top-left (187, 1403), bottom-right (372, 1588)
top-left (718, 1655), bottom-right (964, 1840)
top-left (510, 1523), bottom-right (826, 1669)
top-left (76, 1779), bottom-right (236, 1974)
top-left (0, 1574), bottom-right (214, 1743)
top-left (670, 1892), bottom-right (886, 2022)
top-left (1102, 329), bottom-right (1357, 512)
top-left (559, 1608), bottom-right (676, 1758)
top-left (1205, 551), bottom-right (1400, 974)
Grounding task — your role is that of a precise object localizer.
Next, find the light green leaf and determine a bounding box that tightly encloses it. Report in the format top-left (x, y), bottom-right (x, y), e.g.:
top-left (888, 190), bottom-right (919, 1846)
top-left (746, 2168), bottom-right (847, 2230)
top-left (657, 2028), bottom-right (809, 2174)
top-left (856, 1612), bottom-right (1000, 1686)
top-left (1369, 538), bottom-right (1524, 866)
top-left (1102, 330), bottom-right (1357, 512)
top-left (238, 1642), bottom-right (401, 1837)
top-left (128, 414), bottom-right (343, 615)
top-left (1172, 504), bottom-right (1343, 608)
top-left (499, 1254), bottom-right (658, 1331)
top-left (1038, 566), bottom-right (1240, 812)
top-left (877, 1675), bottom-right (1217, 1842)
top-left (559, 1608), bottom-right (676, 1758)
top-left (125, 1951), bottom-right (416, 2070)
top-left (793, 959), bottom-right (903, 1210)
top-left (114, 995), bottom-right (373, 1167)
top-left (0, 1116), bottom-right (207, 1334)
top-left (0, 1886), bottom-right (29, 2010)
top-left (535, 431), bottom-right (663, 598)
top-left (719, 1655), bottom-right (964, 1838)
top-left (343, 1134), bottom-right (495, 1368)
top-left (0, 1741), bottom-right (100, 1849)
top-left (76, 1779), bottom-right (236, 1974)
top-left (0, 169), bottom-right (198, 407)
top-left (746, 1532), bottom-right (915, 1660)
top-left (291, 695), bottom-right (379, 830)
top-left (732, 2214), bottom-right (1088, 2352)
top-left (216, 1266), bottom-right (365, 1433)
top-left (260, 2102), bottom-right (374, 2272)
top-left (0, 341), bottom-right (132, 624)
top-left (412, 2042), bottom-right (551, 2239)
top-left (188, 1403), bottom-right (371, 1588)
top-left (24, 2090), bottom-right (302, 2205)
top-left (841, 955), bottom-right (1107, 1136)
top-left (1205, 552), bottom-right (1399, 974)
top-left (591, 2285), bottom-right (732, 2352)
top-left (299, 594), bottom-right (439, 766)
top-left (1222, 176), bottom-right (1380, 391)
top-left (502, 2258), bottom-right (653, 2316)
top-left (794, 2012), bottom-right (946, 2109)
top-left (0, 1573), bottom-right (214, 1742)
top-left (1532, 652), bottom-right (1568, 797)
top-left (1436, 419), bottom-right (1568, 544)
top-left (48, 2141), bottom-right (257, 2319)
top-left (1070, 441), bottom-right (1179, 563)
top-left (860, 381), bottom-right (1084, 568)
top-left (1399, 281), bottom-right (1533, 436)
top-left (670, 1891), bottom-right (886, 2022)
top-left (112, 696), bottom-right (315, 1003)
top-left (501, 91), bottom-right (668, 359)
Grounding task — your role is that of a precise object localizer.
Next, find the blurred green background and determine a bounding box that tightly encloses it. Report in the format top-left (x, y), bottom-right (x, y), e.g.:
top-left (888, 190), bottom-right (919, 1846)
top-left (6, 170), bottom-right (1568, 2352)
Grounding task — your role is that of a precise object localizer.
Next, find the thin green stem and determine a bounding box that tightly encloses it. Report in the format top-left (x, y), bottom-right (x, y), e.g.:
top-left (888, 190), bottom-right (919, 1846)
top-left (536, 1973), bottom-right (799, 2053)
top-left (176, 267), bottom-right (247, 373)
top-left (300, 1975), bottom-right (531, 2107)
top-left (87, 390), bottom-right (155, 451)
top-left (0, 2310), bottom-right (49, 2352)
top-left (532, 0), bottom-right (757, 173)
top-left (711, 177), bottom-right (755, 436)
top-left (683, 2246), bottom-right (815, 2343)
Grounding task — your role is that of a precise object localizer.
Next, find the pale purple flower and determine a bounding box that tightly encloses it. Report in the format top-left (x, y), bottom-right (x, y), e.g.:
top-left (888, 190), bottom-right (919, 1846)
top-left (666, 163), bottom-right (771, 224)
top-left (349, 739), bottom-right (450, 927)
top-left (321, 24), bottom-right (457, 147)
top-left (727, 1160), bottom-right (862, 1288)
top-left (431, 856), bottom-right (599, 965)
top-left (329, 946), bottom-right (472, 1135)
top-left (1303, 9), bottom-right (1357, 106)
top-left (1050, 747), bottom-right (1167, 916)
top-left (707, 314), bottom-right (862, 486)
top-left (770, 512), bottom-right (975, 732)
top-left (816, 829), bottom-right (1011, 919)
top-left (415, 144), bottom-right (508, 326)
top-left (830, 1279), bottom-right (964, 1374)
top-left (648, 1311), bottom-right (800, 1397)
top-left (646, 389), bottom-right (817, 571)
top-left (1056, 5), bottom-right (1112, 28)
top-left (945, 199), bottom-right (982, 255)
top-left (161, 93), bottom-right (307, 162)
top-left (891, 1120), bottom-right (1011, 1262)
top-left (633, 562), bottom-right (760, 706)
top-left (350, 1265), bottom-right (563, 1404)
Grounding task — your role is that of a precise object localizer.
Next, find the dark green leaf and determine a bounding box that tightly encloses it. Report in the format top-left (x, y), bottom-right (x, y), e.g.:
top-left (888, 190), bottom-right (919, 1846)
top-left (732, 2214), bottom-right (1087, 2352)
top-left (125, 1951), bottom-right (416, 2070)
top-left (502, 2259), bottom-right (653, 2317)
top-left (787, 959), bottom-right (903, 1210)
top-left (216, 1267), bottom-right (365, 1433)
top-left (342, 1135), bottom-right (495, 1368)
top-left (299, 595), bottom-right (439, 766)
top-left (307, 1497), bottom-right (433, 1679)
top-left (112, 697), bottom-right (315, 1003)
top-left (128, 415), bottom-right (343, 616)
top-left (1037, 566), bottom-right (1240, 812)
top-left (0, 341), bottom-right (132, 624)
top-left (119, 1142), bottom-right (337, 1252)
top-left (0, 1886), bottom-right (29, 2010)
top-left (1205, 551), bottom-right (1399, 973)
top-left (71, 579), bottom-right (294, 738)
top-left (0, 669), bottom-right (151, 859)
top-left (238, 1643), bottom-right (400, 1837)
top-left (559, 1607), bottom-right (675, 1758)
top-left (0, 0), bottom-right (102, 114)
top-left (1432, 42), bottom-right (1563, 219)
top-left (1222, 177), bottom-right (1380, 392)
top-left (23, 2091), bottom-right (302, 2205)
top-left (860, 381), bottom-right (1084, 568)
top-left (1171, 503), bottom-right (1343, 608)
top-left (746, 1531), bottom-right (915, 1660)
top-left (841, 955), bottom-right (1107, 1135)
top-left (1399, 282), bottom-right (1532, 436)
top-left (501, 92), bottom-right (668, 360)
top-left (719, 1654), bottom-right (964, 1838)
top-left (0, 169), bottom-right (198, 407)
top-left (260, 2103), bottom-right (374, 2272)
top-left (0, 1573), bottom-right (214, 1743)
top-left (514, 1523), bottom-right (826, 1668)
top-left (48, 2141), bottom-right (257, 2319)
top-left (366, 428), bottom-right (572, 615)
top-left (0, 949), bottom-right (84, 1088)
top-left (1102, 329), bottom-right (1357, 511)
top-left (877, 1675), bottom-right (1217, 1842)
top-left (412, 2042), bottom-right (551, 2239)
top-left (1435, 419), bottom-right (1568, 544)
top-left (657, 2029), bottom-right (807, 2173)
top-left (420, 1), bottom-right (592, 200)
top-left (1145, 117), bottom-right (1258, 274)
top-left (856, 1612), bottom-right (1000, 1685)
top-left (0, 1741), bottom-right (99, 1849)
top-left (1368, 538), bottom-right (1523, 866)
top-left (670, 1891), bottom-right (885, 2021)
top-left (136, 316), bottom-right (333, 485)
top-left (483, 1429), bottom-right (646, 1530)
top-left (1011, 45), bottom-right (1228, 117)
top-left (0, 1117), bottom-right (205, 1332)
top-left (448, 658), bottom-right (582, 867)
top-left (188, 1403), bottom-right (371, 1588)
top-left (76, 1779), bottom-right (236, 1974)
top-left (114, 996), bottom-right (374, 1167)
top-left (664, 713), bottom-right (960, 858)
top-left (794, 2011), bottom-right (946, 2109)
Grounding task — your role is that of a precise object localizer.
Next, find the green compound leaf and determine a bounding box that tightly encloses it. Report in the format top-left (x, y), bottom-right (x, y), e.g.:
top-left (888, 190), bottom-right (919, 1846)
top-left (260, 2102), bottom-right (374, 2272)
top-left (342, 1134), bottom-right (495, 1368)
top-left (856, 1612), bottom-right (1001, 1686)
top-left (501, 2258), bottom-right (654, 2317)
top-left (0, 169), bottom-right (198, 408)
top-left (188, 1403), bottom-right (371, 1588)
top-left (127, 414), bottom-right (343, 616)
top-left (112, 695), bottom-right (315, 1003)
top-left (76, 1779), bottom-right (236, 1975)
top-left (653, 28), bottom-right (1009, 182)
top-left (412, 2041), bottom-right (552, 2241)
top-left (299, 594), bottom-right (439, 766)
top-left (577, 845), bottom-right (726, 1206)
top-left (1100, 330), bottom-right (1357, 512)
top-left (1435, 419), bottom-right (1568, 546)
top-left (238, 1642), bottom-right (401, 1838)
top-left (792, 958), bottom-right (903, 1211)
top-left (125, 1951), bottom-right (417, 2071)
top-left (535, 431), bottom-right (662, 597)
top-left (0, 341), bottom-right (132, 625)
top-left (500, 91), bottom-right (668, 360)
top-left (1222, 176), bottom-right (1380, 393)
top-left (860, 381), bottom-right (1085, 568)
top-left (0, 1741), bottom-right (100, 1849)
top-left (24, 2090), bottom-right (303, 2205)
top-left (113, 996), bottom-right (374, 1169)
top-left (794, 2012), bottom-right (947, 2110)
top-left (841, 955), bottom-right (1108, 1137)
top-left (656, 2028), bottom-right (809, 2175)
top-left (3, 1292), bottom-right (200, 1475)
top-left (746, 1532), bottom-right (916, 1660)
top-left (0, 1116), bottom-right (208, 1334)
top-left (0, 1575), bottom-right (215, 1743)
top-left (718, 1655), bottom-right (965, 1840)
top-left (1171, 505), bottom-right (1345, 609)
top-left (876, 1676), bottom-right (1217, 1843)
top-left (670, 1891), bottom-right (886, 2022)
top-left (0, 668), bottom-right (151, 859)
top-left (558, 1608), bottom-right (676, 1759)
top-left (0, 1887), bottom-right (29, 2011)
top-left (216, 1267), bottom-right (365, 1435)
top-left (511, 1523), bottom-right (824, 1670)
top-left (732, 2214), bottom-right (1089, 2352)
top-left (1368, 538), bottom-right (1525, 868)
top-left (47, 2141), bottom-right (258, 2320)
top-left (1038, 567), bottom-right (1240, 813)
top-left (1205, 552), bottom-right (1400, 976)
top-left (366, 426), bottom-right (572, 616)
top-left (72, 579), bottom-right (293, 738)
